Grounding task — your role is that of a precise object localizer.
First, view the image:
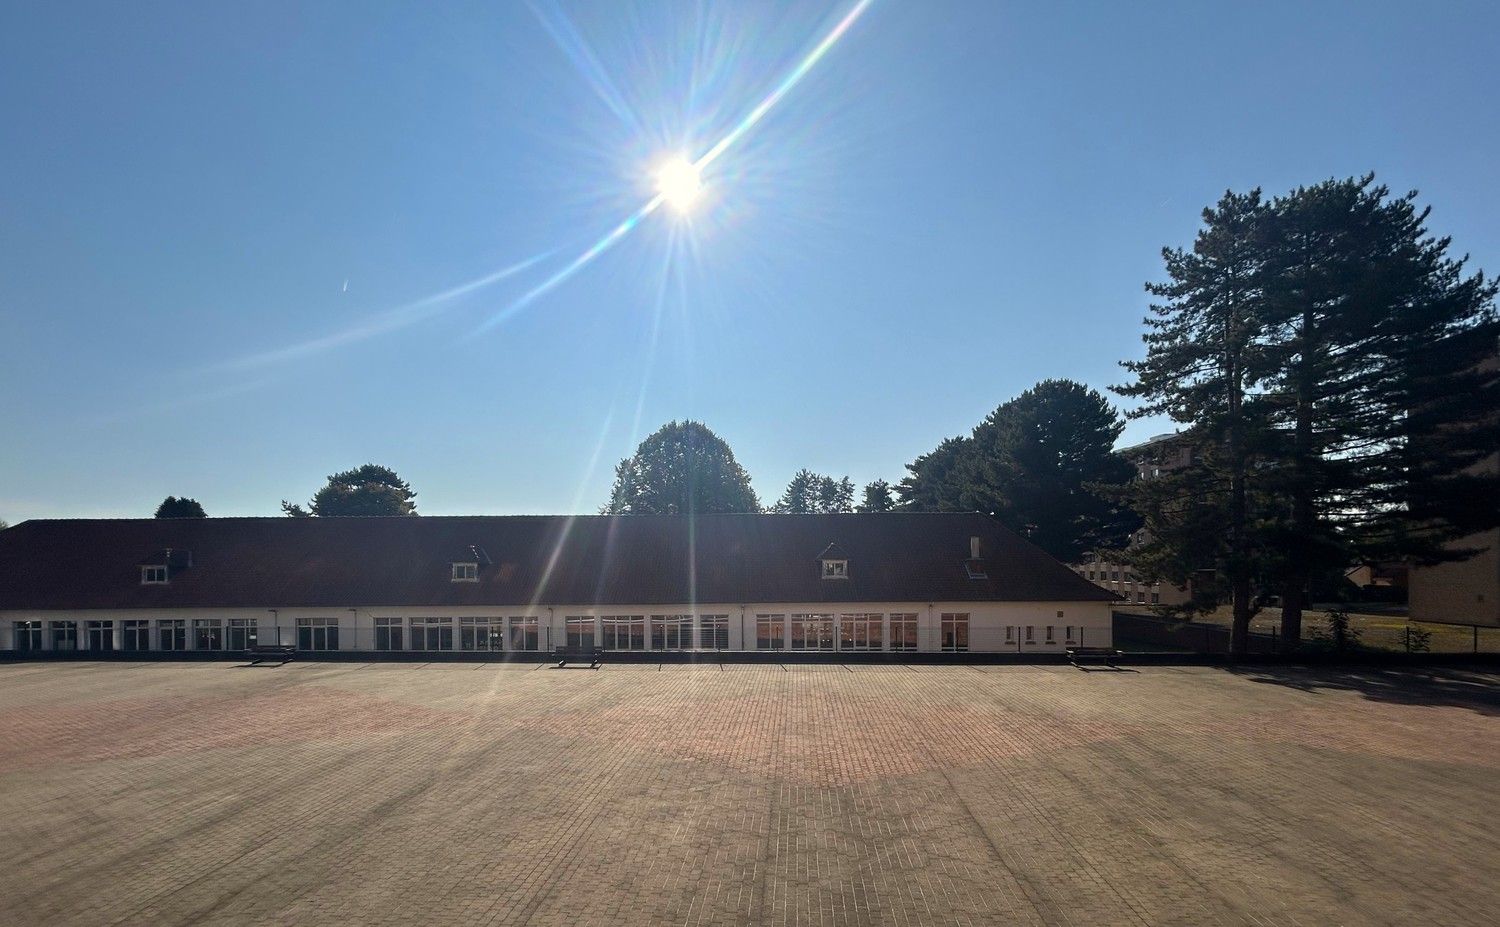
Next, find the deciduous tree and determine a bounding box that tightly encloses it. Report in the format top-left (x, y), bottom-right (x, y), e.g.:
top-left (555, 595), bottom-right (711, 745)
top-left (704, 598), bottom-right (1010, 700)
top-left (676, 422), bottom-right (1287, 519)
top-left (154, 496), bottom-right (206, 518)
top-left (605, 421), bottom-right (759, 514)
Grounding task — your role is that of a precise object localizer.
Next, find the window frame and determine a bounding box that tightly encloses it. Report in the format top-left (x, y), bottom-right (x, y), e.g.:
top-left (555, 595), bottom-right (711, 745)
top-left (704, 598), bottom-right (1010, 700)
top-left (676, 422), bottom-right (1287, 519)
top-left (755, 614), bottom-right (786, 650)
top-left (140, 565), bottom-right (169, 585)
top-left (888, 613), bottom-right (919, 652)
top-left (939, 612), bottom-right (969, 652)
top-left (295, 616), bottom-right (340, 652)
top-left (450, 562), bottom-right (479, 583)
top-left (820, 559), bottom-right (849, 580)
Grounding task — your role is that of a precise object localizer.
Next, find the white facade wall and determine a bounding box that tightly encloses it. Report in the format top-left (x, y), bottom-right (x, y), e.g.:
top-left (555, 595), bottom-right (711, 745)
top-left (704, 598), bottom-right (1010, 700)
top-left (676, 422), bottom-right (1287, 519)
top-left (1, 601), bottom-right (1113, 653)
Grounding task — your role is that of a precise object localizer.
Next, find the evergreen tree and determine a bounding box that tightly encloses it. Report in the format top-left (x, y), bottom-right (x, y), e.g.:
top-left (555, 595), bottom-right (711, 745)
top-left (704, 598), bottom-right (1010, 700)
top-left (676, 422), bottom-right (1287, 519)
top-left (1117, 190), bottom-right (1270, 654)
top-left (773, 470), bottom-right (854, 513)
top-left (896, 436), bottom-right (971, 511)
top-left (154, 496), bottom-right (206, 518)
top-left (958, 380), bottom-right (1139, 562)
top-left (606, 421), bottom-right (759, 514)
top-left (1256, 177), bottom-right (1500, 643)
top-left (284, 464), bottom-right (417, 516)
top-left (857, 479), bottom-right (896, 513)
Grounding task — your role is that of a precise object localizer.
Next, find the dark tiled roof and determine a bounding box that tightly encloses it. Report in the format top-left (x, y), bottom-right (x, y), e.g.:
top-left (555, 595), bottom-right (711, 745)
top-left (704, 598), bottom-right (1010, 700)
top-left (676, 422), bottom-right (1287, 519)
top-left (0, 513), bottom-right (1117, 610)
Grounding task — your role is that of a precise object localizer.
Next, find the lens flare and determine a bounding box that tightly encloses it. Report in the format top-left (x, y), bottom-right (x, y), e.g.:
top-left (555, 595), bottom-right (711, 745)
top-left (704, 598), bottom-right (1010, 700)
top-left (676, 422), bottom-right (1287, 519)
top-left (655, 156), bottom-right (703, 212)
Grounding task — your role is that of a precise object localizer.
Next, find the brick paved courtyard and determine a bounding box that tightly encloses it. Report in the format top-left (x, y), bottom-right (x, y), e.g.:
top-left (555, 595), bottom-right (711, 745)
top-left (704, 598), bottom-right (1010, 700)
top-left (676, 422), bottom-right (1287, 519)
top-left (0, 661), bottom-right (1496, 926)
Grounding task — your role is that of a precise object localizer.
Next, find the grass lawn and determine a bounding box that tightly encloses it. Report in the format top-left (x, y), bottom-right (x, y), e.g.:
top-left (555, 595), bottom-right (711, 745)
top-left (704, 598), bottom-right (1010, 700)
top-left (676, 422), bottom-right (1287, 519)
top-left (1130, 604), bottom-right (1500, 653)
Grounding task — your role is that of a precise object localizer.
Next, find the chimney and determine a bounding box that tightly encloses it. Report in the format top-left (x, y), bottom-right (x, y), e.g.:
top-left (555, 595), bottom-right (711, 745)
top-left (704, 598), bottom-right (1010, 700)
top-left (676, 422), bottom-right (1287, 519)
top-left (969, 536), bottom-right (981, 560)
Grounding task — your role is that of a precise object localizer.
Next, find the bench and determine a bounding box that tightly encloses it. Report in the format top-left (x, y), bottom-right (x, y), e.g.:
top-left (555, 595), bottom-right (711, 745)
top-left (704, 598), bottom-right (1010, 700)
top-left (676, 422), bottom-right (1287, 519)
top-left (553, 647), bottom-right (603, 669)
top-left (245, 644), bottom-right (296, 665)
top-left (1066, 646), bottom-right (1122, 669)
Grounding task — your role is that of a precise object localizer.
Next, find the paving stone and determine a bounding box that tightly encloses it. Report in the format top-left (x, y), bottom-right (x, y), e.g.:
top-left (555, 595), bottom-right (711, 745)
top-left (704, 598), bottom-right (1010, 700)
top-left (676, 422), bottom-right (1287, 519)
top-left (0, 662), bottom-right (1495, 926)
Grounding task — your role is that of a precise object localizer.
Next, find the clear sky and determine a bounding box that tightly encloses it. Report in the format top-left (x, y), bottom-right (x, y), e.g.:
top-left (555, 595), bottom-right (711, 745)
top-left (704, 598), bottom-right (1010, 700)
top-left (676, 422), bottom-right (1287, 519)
top-left (2, 0), bottom-right (1497, 521)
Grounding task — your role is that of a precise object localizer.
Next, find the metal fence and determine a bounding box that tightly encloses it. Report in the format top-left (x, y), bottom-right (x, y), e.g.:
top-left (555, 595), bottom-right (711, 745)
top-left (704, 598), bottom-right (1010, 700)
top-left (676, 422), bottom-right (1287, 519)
top-left (1114, 610), bottom-right (1500, 654)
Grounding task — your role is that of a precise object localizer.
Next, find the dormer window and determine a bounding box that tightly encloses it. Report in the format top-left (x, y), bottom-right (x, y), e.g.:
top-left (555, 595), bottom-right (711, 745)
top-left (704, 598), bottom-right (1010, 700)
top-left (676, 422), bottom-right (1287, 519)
top-left (451, 562), bottom-right (479, 582)
top-left (817, 541), bottom-right (851, 580)
top-left (141, 565), bottom-right (169, 585)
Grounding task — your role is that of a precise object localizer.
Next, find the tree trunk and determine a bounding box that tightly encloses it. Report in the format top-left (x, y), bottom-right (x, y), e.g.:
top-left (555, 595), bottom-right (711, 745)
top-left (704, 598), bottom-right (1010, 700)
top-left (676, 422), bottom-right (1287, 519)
top-left (1280, 584), bottom-right (1304, 651)
top-left (1280, 300), bottom-right (1316, 651)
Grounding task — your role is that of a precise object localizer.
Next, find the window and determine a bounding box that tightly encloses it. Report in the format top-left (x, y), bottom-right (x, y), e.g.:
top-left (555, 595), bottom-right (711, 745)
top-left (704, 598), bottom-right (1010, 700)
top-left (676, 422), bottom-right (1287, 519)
top-left (460, 617), bottom-right (504, 651)
top-left (13, 620), bottom-right (42, 652)
top-left (889, 613), bottom-right (919, 651)
top-left (838, 613), bottom-right (883, 650)
top-left (1024, 625), bottom-right (1035, 643)
top-left (194, 619), bottom-right (223, 650)
top-left (940, 613), bottom-right (969, 652)
top-left (821, 559), bottom-right (848, 579)
top-left (86, 620), bottom-right (113, 651)
top-left (1087, 570), bottom-right (1096, 580)
top-left (159, 619), bottom-right (187, 651)
top-left (565, 616), bottom-right (595, 650)
top-left (409, 617), bottom-right (452, 651)
top-left (227, 619), bottom-right (258, 650)
top-left (141, 565), bottom-right (169, 585)
top-left (451, 562), bottom-right (478, 582)
top-left (121, 620), bottom-right (150, 651)
top-left (756, 614), bottom-right (785, 650)
top-left (1045, 625), bottom-right (1056, 644)
top-left (1111, 570), bottom-right (1120, 581)
top-left (1137, 592), bottom-right (1145, 603)
top-left (1005, 625), bottom-right (1015, 643)
top-left (296, 617), bottom-right (339, 651)
top-left (1066, 625), bottom-right (1077, 643)
top-left (1152, 592), bottom-right (1160, 604)
top-left (698, 614), bottom-right (729, 650)
top-left (374, 617), bottom-right (403, 651)
top-left (50, 620), bottom-right (78, 651)
top-left (650, 615), bottom-right (693, 650)
top-left (790, 614), bottom-right (835, 650)
top-left (602, 616), bottom-right (646, 651)
top-left (509, 617), bottom-right (539, 651)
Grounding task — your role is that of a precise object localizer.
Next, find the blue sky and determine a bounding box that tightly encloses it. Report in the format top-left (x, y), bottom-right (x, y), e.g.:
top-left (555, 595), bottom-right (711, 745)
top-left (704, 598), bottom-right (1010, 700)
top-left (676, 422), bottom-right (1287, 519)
top-left (2, 0), bottom-right (1497, 521)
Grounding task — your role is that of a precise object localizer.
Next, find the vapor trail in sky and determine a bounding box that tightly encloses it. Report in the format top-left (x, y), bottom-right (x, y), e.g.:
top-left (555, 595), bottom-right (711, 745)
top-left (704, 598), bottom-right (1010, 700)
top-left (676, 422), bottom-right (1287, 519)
top-left (220, 251), bottom-right (552, 371)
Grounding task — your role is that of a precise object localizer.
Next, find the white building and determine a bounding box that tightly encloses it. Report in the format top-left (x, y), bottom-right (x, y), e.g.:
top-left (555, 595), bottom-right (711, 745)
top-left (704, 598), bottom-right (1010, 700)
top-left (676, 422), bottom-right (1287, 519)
top-left (0, 513), bottom-right (1117, 655)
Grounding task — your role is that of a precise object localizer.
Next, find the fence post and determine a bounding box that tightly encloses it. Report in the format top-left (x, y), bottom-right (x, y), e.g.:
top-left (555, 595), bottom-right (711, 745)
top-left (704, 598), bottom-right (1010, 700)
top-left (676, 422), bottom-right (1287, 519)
top-left (1403, 626), bottom-right (1411, 654)
top-left (1476, 625), bottom-right (1480, 654)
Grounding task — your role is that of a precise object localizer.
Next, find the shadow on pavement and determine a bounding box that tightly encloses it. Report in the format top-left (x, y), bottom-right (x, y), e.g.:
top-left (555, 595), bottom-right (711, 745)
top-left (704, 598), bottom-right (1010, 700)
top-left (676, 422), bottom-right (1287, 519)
top-left (1223, 665), bottom-right (1500, 716)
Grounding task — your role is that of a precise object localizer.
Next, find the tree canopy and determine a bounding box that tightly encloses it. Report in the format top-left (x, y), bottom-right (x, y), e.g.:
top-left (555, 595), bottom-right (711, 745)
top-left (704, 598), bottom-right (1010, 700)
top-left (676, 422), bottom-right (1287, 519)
top-left (896, 380), bottom-right (1138, 561)
top-left (605, 421), bottom-right (760, 514)
top-left (773, 470), bottom-right (855, 513)
top-left (960, 380), bottom-right (1139, 562)
top-left (857, 479), bottom-right (896, 513)
top-left (154, 496), bottom-right (206, 518)
top-left (283, 464), bottom-right (418, 517)
top-left (1117, 175), bottom-right (1500, 651)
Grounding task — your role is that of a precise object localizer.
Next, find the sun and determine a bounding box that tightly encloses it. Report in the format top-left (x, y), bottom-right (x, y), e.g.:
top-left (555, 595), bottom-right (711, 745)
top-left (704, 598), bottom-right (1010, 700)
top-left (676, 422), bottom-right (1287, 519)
top-left (654, 156), bottom-right (703, 212)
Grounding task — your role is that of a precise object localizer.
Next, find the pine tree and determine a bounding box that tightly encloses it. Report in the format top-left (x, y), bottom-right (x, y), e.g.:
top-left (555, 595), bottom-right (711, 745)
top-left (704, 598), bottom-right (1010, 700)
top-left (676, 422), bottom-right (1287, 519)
top-left (857, 479), bottom-right (896, 513)
top-left (1117, 190), bottom-right (1270, 654)
top-left (773, 470), bottom-right (854, 513)
top-left (1257, 177), bottom-right (1500, 643)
